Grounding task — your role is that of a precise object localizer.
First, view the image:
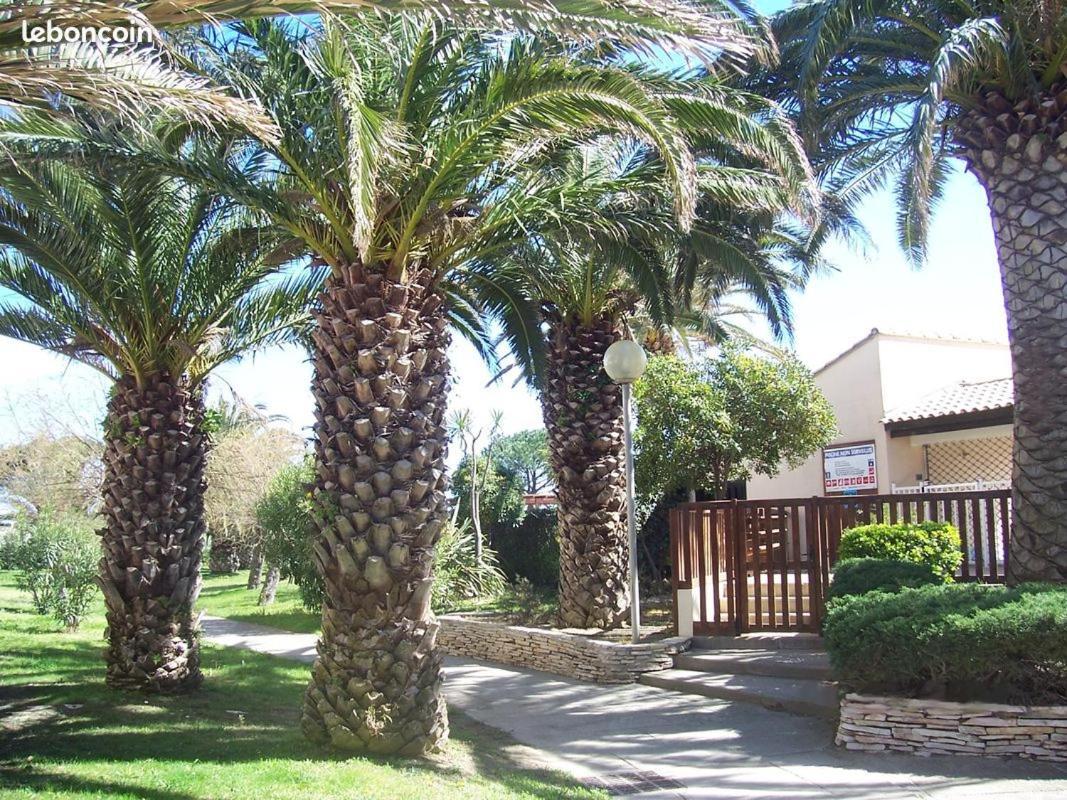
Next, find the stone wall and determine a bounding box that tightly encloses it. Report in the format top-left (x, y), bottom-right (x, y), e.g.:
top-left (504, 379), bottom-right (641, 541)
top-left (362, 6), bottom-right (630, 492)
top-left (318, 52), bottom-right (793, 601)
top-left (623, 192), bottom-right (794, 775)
top-left (438, 615), bottom-right (689, 683)
top-left (837, 693), bottom-right (1067, 762)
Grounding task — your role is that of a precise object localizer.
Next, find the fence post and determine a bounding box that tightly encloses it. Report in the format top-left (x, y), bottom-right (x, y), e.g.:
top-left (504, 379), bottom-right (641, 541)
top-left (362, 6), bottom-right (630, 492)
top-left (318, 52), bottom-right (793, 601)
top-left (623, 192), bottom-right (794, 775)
top-left (731, 498), bottom-right (746, 634)
top-left (807, 496), bottom-right (823, 631)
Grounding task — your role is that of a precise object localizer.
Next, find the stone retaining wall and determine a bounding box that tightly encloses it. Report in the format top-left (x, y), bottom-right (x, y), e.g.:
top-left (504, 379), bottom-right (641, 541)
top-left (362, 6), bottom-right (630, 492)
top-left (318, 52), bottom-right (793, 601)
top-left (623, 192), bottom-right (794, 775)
top-left (837, 693), bottom-right (1067, 762)
top-left (438, 614), bottom-right (689, 683)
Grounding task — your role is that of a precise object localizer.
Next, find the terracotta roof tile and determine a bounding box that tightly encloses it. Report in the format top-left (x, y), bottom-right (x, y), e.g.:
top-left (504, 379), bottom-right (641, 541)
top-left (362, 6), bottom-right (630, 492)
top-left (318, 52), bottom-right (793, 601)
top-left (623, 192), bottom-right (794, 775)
top-left (882, 378), bottom-right (1013, 424)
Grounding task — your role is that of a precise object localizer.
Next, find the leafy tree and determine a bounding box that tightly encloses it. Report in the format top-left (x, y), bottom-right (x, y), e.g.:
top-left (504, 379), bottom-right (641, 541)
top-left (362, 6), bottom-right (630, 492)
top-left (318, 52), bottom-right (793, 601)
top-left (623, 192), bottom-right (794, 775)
top-left (257, 459), bottom-right (321, 611)
top-left (0, 433), bottom-right (101, 515)
top-left (493, 429), bottom-right (551, 495)
top-left (204, 421), bottom-right (303, 575)
top-left (634, 350), bottom-right (836, 502)
top-left (762, 0), bottom-right (1067, 582)
top-left (0, 148), bottom-right (319, 691)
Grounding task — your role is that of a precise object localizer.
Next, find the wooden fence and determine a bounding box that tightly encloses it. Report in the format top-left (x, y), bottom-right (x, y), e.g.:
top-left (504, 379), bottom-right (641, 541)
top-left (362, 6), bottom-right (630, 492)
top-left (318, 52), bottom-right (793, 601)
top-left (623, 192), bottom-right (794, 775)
top-left (668, 489), bottom-right (1011, 635)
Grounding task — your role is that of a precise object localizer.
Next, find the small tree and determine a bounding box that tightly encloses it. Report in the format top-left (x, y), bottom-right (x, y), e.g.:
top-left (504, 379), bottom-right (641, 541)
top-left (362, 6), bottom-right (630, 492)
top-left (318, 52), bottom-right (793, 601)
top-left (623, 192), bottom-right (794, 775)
top-left (634, 349), bottom-right (835, 502)
top-left (257, 459), bottom-right (319, 610)
top-left (448, 410), bottom-right (504, 563)
top-left (451, 456), bottom-right (527, 537)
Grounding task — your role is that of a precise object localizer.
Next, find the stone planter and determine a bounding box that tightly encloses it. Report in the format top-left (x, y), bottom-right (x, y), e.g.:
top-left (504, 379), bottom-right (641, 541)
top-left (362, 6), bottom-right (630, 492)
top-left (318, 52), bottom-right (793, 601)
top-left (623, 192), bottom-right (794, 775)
top-left (837, 693), bottom-right (1067, 762)
top-left (437, 614), bottom-right (690, 683)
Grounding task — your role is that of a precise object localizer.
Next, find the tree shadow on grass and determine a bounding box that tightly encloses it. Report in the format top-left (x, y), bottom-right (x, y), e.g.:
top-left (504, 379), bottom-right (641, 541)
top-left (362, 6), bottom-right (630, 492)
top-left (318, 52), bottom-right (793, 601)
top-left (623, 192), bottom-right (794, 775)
top-left (0, 633), bottom-right (603, 799)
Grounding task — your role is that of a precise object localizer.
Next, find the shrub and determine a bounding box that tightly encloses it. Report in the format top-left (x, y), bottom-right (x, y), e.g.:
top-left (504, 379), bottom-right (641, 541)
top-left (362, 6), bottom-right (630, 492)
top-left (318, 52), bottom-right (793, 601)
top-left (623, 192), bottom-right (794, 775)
top-left (837, 521), bottom-right (962, 581)
top-left (256, 460), bottom-right (321, 612)
top-left (823, 582), bottom-right (1067, 704)
top-left (432, 520), bottom-right (507, 613)
top-left (490, 507), bottom-right (559, 588)
top-left (11, 514), bottom-right (99, 630)
top-left (827, 558), bottom-right (941, 601)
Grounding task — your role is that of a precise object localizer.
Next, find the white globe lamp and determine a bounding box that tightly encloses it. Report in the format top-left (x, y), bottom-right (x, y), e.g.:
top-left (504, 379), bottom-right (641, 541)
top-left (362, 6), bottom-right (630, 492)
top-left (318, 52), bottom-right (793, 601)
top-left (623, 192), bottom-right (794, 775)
top-left (603, 339), bottom-right (648, 384)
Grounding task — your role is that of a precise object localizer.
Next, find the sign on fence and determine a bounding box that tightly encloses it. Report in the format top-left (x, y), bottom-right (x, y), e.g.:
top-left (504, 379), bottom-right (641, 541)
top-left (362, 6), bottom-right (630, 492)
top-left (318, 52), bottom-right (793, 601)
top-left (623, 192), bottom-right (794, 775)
top-left (823, 441), bottom-right (877, 494)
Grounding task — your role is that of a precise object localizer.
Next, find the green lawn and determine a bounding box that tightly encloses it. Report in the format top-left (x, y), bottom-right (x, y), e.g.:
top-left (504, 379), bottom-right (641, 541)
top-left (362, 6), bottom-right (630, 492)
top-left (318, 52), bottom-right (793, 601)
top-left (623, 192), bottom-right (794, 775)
top-left (200, 573), bottom-right (319, 633)
top-left (197, 573), bottom-right (563, 633)
top-left (0, 572), bottom-right (603, 800)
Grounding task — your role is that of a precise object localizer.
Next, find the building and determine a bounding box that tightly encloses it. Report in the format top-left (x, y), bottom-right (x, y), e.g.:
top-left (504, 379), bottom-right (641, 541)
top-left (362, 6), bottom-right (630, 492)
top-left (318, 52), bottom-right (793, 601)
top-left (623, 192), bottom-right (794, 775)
top-left (747, 329), bottom-right (1013, 499)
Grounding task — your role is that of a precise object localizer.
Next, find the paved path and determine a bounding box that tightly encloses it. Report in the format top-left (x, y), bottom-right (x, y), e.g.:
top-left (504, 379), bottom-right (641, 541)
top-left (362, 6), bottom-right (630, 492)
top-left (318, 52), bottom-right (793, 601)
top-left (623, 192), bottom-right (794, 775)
top-left (202, 617), bottom-right (1067, 799)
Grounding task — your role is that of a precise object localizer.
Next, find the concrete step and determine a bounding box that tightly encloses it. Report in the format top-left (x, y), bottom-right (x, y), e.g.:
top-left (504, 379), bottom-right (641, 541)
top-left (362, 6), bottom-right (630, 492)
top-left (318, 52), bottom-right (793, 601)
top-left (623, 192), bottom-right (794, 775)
top-left (640, 668), bottom-right (839, 720)
top-left (692, 632), bottom-right (824, 651)
top-left (673, 648), bottom-right (831, 681)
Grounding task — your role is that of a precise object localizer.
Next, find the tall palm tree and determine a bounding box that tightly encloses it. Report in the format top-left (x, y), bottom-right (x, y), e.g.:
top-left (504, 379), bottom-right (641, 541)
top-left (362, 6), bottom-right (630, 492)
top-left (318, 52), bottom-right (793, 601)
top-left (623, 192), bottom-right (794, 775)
top-left (0, 139), bottom-right (321, 690)
top-left (115, 15), bottom-right (757, 754)
top-left (765, 0), bottom-right (1067, 583)
top-left (473, 105), bottom-right (821, 626)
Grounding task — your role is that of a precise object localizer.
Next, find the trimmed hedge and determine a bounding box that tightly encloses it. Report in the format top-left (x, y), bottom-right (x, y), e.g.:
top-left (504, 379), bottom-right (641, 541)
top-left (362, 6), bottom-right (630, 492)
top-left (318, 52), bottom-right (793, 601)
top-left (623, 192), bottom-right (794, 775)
top-left (837, 521), bottom-right (962, 581)
top-left (823, 582), bottom-right (1067, 704)
top-left (490, 508), bottom-right (559, 588)
top-left (827, 557), bottom-right (941, 601)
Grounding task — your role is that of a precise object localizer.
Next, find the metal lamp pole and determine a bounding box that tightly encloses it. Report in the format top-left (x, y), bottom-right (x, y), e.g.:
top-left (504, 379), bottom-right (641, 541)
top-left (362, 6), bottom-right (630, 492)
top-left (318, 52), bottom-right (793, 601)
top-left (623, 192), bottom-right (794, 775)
top-left (621, 381), bottom-right (640, 644)
top-left (603, 339), bottom-right (647, 645)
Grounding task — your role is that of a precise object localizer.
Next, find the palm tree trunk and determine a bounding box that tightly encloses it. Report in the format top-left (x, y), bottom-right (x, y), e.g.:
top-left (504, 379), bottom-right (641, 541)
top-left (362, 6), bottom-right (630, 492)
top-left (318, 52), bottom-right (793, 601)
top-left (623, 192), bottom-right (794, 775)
top-left (960, 87), bottom-right (1067, 582)
top-left (542, 312), bottom-right (629, 628)
top-left (99, 372), bottom-right (206, 691)
top-left (301, 263), bottom-right (450, 755)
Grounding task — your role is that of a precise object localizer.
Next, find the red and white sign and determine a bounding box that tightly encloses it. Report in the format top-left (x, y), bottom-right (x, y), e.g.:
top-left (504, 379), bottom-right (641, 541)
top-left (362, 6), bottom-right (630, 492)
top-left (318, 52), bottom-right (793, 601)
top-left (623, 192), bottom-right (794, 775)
top-left (823, 442), bottom-right (877, 494)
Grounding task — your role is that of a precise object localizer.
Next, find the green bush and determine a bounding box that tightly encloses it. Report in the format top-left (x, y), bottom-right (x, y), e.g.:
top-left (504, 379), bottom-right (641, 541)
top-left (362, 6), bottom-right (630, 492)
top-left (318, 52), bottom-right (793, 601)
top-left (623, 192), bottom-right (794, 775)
top-left (828, 558), bottom-right (941, 601)
top-left (837, 521), bottom-right (962, 581)
top-left (432, 520), bottom-right (507, 612)
top-left (11, 514), bottom-right (99, 630)
top-left (256, 459), bottom-right (322, 611)
top-left (490, 507), bottom-right (559, 588)
top-left (824, 582), bottom-right (1067, 704)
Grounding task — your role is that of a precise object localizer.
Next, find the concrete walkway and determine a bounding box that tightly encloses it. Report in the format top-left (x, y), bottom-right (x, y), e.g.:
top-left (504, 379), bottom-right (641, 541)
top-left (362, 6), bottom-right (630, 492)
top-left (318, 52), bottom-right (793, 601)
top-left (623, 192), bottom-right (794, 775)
top-left (202, 617), bottom-right (1067, 799)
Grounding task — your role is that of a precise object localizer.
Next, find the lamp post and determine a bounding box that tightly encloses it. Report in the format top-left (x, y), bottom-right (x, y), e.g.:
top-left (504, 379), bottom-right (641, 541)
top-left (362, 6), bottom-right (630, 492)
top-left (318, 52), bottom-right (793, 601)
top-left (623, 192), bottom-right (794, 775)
top-left (603, 338), bottom-right (648, 644)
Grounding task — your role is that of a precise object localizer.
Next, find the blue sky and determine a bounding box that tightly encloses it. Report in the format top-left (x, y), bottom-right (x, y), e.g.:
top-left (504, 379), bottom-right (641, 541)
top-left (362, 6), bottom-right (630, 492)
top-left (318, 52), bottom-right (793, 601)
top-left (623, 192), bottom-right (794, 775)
top-left (0, 4), bottom-right (1009, 461)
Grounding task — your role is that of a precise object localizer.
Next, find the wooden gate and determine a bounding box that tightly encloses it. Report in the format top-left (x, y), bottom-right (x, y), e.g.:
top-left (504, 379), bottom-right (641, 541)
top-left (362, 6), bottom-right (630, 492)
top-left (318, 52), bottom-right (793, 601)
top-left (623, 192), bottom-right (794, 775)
top-left (668, 490), bottom-right (1012, 634)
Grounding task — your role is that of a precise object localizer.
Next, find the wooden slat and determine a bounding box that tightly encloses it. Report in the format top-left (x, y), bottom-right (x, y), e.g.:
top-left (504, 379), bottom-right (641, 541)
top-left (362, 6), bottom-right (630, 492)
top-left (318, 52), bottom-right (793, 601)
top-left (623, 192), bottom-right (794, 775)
top-left (696, 509), bottom-right (708, 626)
top-left (734, 502), bottom-right (747, 634)
top-left (710, 510), bottom-right (721, 625)
top-left (791, 504), bottom-right (803, 628)
top-left (972, 496), bottom-right (985, 580)
top-left (767, 506), bottom-right (777, 629)
top-left (724, 509), bottom-right (735, 624)
top-left (751, 508), bottom-right (762, 628)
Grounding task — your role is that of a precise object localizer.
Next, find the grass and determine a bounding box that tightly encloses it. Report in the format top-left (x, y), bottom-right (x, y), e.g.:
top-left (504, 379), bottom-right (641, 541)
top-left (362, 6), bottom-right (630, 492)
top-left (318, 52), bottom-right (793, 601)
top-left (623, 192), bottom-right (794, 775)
top-left (200, 573), bottom-right (319, 633)
top-left (0, 571), bottom-right (604, 800)
top-left (197, 573), bottom-right (564, 632)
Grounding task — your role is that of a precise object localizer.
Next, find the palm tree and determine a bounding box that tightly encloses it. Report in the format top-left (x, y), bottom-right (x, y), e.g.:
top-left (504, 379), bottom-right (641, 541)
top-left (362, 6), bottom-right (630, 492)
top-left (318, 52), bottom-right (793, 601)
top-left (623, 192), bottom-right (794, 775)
top-left (0, 140), bottom-right (321, 690)
top-left (764, 0), bottom-right (1067, 583)
top-left (472, 102), bottom-right (821, 626)
top-left (120, 15), bottom-right (759, 754)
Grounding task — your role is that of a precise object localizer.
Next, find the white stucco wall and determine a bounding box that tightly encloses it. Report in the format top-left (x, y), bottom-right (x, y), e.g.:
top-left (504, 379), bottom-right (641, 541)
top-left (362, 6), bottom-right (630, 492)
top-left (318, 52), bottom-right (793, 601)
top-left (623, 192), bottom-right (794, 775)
top-left (747, 332), bottom-right (1011, 500)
